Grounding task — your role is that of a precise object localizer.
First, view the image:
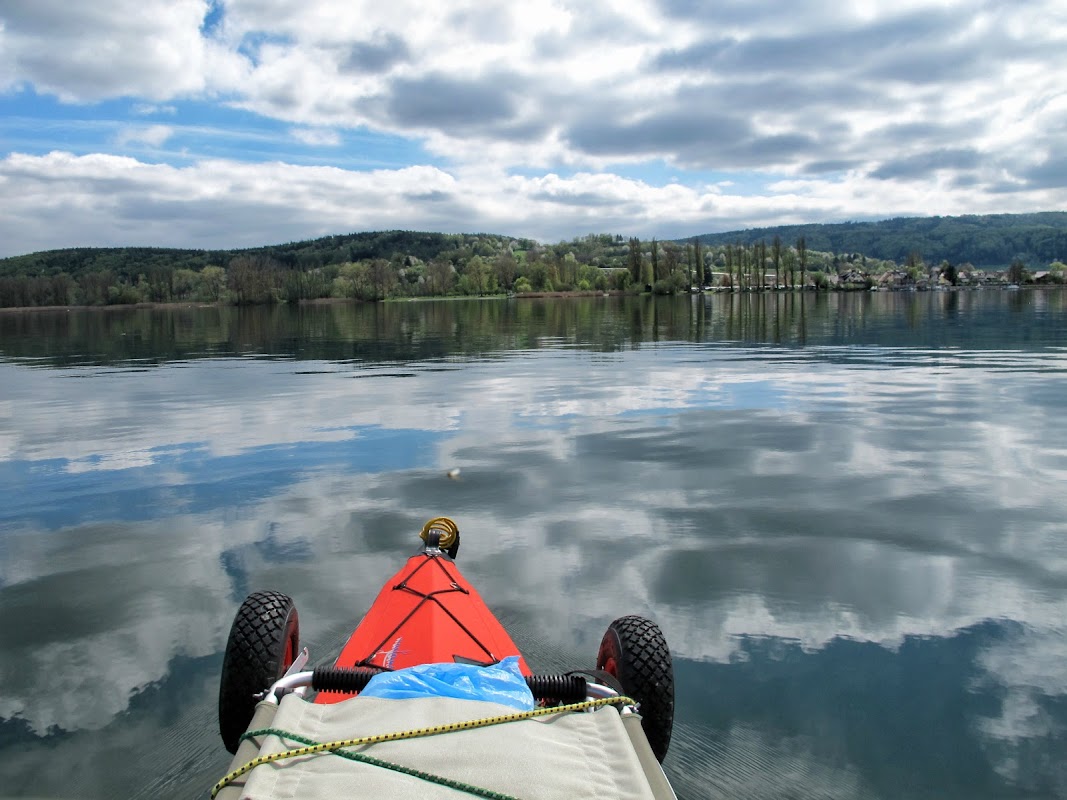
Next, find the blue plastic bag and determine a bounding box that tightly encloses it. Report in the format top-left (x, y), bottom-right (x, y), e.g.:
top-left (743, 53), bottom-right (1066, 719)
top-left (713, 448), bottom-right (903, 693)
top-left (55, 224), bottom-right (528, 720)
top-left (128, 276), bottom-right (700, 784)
top-left (358, 655), bottom-right (534, 711)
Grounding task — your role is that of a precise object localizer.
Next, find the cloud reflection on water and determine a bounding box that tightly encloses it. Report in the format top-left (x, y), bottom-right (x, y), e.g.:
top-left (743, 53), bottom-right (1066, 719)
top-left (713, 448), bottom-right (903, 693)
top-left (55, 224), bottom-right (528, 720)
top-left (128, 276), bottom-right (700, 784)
top-left (1, 298), bottom-right (1066, 798)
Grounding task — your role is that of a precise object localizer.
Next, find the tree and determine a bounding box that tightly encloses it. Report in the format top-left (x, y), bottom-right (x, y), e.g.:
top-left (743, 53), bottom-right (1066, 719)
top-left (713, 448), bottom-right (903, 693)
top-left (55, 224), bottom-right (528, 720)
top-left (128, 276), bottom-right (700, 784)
top-left (627, 238), bottom-right (643, 285)
top-left (1007, 258), bottom-right (1027, 284)
top-left (427, 259), bottom-right (455, 295)
top-left (173, 268), bottom-right (199, 301)
top-left (369, 258), bottom-right (395, 300)
top-left (772, 236), bottom-right (782, 289)
top-left (459, 255), bottom-right (492, 295)
top-left (577, 262), bottom-right (599, 291)
top-left (144, 266), bottom-right (174, 302)
top-left (560, 252), bottom-right (579, 290)
top-left (650, 238), bottom-right (661, 282)
top-left (663, 242), bottom-right (679, 284)
top-left (692, 237), bottom-right (704, 288)
top-left (543, 252), bottom-right (562, 289)
top-left (200, 266), bottom-right (226, 301)
top-left (783, 249), bottom-right (796, 288)
top-left (758, 241), bottom-right (767, 289)
top-left (79, 270), bottom-right (115, 305)
top-left (49, 273), bottom-right (74, 306)
top-left (334, 261), bottom-right (371, 299)
top-left (228, 255), bottom-right (278, 304)
top-left (303, 266), bottom-right (333, 299)
top-left (493, 252), bottom-right (518, 292)
top-left (797, 237), bottom-right (808, 289)
top-left (526, 259), bottom-right (552, 291)
top-left (939, 260), bottom-right (958, 286)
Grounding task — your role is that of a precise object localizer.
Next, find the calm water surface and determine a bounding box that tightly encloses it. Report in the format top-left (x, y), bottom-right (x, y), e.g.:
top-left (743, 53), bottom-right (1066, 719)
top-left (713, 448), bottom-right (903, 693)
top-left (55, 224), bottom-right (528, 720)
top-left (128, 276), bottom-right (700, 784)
top-left (1, 292), bottom-right (1066, 799)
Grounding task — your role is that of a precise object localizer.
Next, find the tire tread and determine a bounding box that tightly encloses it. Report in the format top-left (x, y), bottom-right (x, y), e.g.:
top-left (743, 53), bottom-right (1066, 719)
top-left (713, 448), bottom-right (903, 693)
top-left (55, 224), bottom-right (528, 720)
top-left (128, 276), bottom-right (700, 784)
top-left (597, 614), bottom-right (675, 762)
top-left (218, 590), bottom-right (299, 753)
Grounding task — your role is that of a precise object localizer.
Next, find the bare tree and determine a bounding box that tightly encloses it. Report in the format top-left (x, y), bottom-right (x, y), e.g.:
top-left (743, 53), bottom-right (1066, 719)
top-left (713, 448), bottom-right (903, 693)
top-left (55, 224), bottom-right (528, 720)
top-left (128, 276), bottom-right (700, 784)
top-left (228, 255), bottom-right (278, 304)
top-left (369, 258), bottom-right (394, 300)
top-left (772, 236), bottom-right (782, 289)
top-left (693, 237), bottom-right (704, 288)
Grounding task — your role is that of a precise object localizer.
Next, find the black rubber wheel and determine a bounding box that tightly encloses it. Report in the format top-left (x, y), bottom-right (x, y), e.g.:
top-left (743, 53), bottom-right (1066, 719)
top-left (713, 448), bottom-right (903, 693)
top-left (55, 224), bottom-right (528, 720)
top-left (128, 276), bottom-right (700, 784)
top-left (596, 615), bottom-right (674, 762)
top-left (218, 590), bottom-right (300, 753)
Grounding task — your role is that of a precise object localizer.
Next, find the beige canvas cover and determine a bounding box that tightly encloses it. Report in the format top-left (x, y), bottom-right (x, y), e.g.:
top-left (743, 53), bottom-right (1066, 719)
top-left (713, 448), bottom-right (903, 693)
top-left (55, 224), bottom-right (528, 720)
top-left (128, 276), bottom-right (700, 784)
top-left (221, 693), bottom-right (668, 799)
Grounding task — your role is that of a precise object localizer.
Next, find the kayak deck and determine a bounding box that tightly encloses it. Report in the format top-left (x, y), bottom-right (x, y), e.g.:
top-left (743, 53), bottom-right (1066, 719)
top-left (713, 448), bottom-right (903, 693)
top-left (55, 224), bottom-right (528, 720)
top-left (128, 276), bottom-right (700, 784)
top-left (318, 552), bottom-right (527, 703)
top-left (220, 693), bottom-right (669, 799)
top-left (215, 519), bottom-right (677, 799)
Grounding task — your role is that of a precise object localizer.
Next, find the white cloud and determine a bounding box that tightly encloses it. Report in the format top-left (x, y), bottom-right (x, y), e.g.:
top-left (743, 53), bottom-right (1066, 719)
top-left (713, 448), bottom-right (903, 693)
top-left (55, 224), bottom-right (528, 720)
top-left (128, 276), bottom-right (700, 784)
top-left (0, 0), bottom-right (246, 101)
top-left (0, 511), bottom-right (317, 733)
top-left (0, 1), bottom-right (1066, 248)
top-left (290, 127), bottom-right (342, 146)
top-left (115, 124), bottom-right (174, 148)
top-left (972, 626), bottom-right (1067, 786)
top-left (131, 103), bottom-right (178, 116)
top-left (3, 150), bottom-right (1064, 257)
top-left (0, 152), bottom-right (466, 254)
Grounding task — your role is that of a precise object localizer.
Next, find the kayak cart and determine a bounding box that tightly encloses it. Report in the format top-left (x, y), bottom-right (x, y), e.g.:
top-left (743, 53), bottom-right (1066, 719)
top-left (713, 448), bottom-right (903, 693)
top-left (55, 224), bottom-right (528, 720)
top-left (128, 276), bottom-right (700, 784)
top-left (213, 517), bottom-right (677, 799)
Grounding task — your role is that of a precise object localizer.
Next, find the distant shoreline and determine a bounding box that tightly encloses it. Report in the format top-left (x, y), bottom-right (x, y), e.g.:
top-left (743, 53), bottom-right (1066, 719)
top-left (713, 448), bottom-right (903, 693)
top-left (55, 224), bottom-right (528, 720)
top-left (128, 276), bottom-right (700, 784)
top-left (0, 284), bottom-right (1058, 315)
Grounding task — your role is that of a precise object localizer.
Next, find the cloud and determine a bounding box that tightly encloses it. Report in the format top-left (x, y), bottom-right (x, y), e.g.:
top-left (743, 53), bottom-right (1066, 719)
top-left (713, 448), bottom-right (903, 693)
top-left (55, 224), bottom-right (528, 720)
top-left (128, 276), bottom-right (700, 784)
top-left (0, 152), bottom-right (469, 254)
top-left (972, 625), bottom-right (1067, 789)
top-left (115, 124), bottom-right (174, 148)
top-left (0, 0), bottom-right (246, 101)
top-left (131, 103), bottom-right (178, 116)
top-left (382, 73), bottom-right (520, 130)
top-left (1021, 154), bottom-right (1067, 190)
top-left (290, 127), bottom-right (342, 146)
top-left (870, 148), bottom-right (984, 180)
top-left (4, 150), bottom-right (1067, 257)
top-left (340, 32), bottom-right (410, 74)
top-left (0, 1), bottom-right (1066, 246)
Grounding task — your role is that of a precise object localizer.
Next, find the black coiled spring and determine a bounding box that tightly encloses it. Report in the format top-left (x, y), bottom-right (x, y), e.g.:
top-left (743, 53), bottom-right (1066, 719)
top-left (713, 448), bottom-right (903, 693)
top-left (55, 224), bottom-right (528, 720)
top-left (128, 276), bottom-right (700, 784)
top-left (312, 666), bottom-right (383, 693)
top-left (310, 667), bottom-right (588, 703)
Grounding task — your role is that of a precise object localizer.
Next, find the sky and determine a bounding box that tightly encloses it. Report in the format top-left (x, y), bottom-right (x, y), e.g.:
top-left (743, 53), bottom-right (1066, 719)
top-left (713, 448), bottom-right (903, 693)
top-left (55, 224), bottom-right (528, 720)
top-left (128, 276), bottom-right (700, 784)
top-left (0, 0), bottom-right (1065, 257)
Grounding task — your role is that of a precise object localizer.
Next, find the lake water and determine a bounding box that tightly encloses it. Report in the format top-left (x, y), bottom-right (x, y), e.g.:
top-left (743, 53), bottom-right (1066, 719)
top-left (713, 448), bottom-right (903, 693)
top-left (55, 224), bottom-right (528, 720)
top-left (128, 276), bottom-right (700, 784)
top-left (1, 291), bottom-right (1066, 799)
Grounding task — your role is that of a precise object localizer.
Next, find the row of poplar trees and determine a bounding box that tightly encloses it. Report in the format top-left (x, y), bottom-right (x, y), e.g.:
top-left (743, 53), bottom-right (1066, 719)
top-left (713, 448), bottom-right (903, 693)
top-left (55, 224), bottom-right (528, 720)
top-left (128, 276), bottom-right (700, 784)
top-left (626, 236), bottom-right (811, 290)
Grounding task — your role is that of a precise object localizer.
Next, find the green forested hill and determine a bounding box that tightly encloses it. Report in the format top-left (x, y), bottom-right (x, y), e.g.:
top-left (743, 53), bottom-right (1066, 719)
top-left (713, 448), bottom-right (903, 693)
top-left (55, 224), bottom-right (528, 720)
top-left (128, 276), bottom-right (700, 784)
top-left (690, 213), bottom-right (1067, 267)
top-left (0, 231), bottom-right (537, 281)
top-left (691, 211), bottom-right (1067, 267)
top-left (0, 230), bottom-right (627, 307)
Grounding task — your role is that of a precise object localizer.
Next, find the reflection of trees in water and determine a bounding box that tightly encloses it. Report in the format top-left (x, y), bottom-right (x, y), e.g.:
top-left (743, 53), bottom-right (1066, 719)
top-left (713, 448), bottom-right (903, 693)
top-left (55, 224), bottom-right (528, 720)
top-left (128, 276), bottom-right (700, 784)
top-left (2, 291), bottom-right (1065, 368)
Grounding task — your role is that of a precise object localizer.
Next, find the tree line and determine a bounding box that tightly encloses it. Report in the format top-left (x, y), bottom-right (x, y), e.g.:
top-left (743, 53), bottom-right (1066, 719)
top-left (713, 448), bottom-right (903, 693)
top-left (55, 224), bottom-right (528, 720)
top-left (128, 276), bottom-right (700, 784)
top-left (2, 217), bottom-right (1065, 309)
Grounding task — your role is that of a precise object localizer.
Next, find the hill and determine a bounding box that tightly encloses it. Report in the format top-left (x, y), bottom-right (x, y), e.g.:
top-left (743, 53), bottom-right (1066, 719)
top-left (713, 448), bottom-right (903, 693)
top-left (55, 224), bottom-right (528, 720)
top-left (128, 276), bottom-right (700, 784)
top-left (687, 212), bottom-right (1067, 268)
top-left (2, 214), bottom-right (1065, 308)
top-left (0, 231), bottom-right (540, 282)
top-left (0, 231), bottom-right (632, 307)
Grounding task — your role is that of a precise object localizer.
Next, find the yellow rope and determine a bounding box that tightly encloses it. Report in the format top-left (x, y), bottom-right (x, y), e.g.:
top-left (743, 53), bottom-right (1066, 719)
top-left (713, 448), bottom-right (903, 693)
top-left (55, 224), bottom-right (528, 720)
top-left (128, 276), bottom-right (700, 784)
top-left (419, 516), bottom-right (459, 549)
top-left (211, 695), bottom-right (634, 798)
